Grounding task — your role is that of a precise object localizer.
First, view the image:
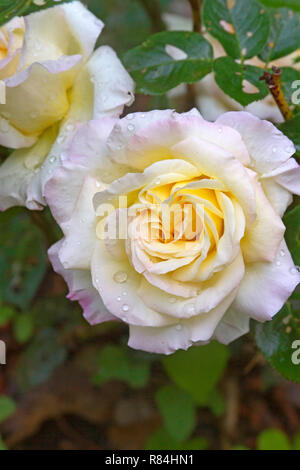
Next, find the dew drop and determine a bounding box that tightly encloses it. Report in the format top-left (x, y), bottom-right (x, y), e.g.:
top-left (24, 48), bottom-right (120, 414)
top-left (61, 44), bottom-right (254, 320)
top-left (117, 296), bottom-right (121, 302)
top-left (272, 147), bottom-right (277, 153)
top-left (218, 127), bottom-right (222, 133)
top-left (127, 124), bottom-right (135, 132)
top-left (175, 324), bottom-right (182, 331)
top-left (122, 304), bottom-right (129, 312)
top-left (280, 249), bottom-right (285, 257)
top-left (49, 156), bottom-right (56, 163)
top-left (168, 297), bottom-right (177, 304)
top-left (290, 266), bottom-right (300, 275)
top-left (126, 114), bottom-right (134, 120)
top-left (122, 291), bottom-right (128, 296)
top-left (113, 271), bottom-right (128, 283)
top-left (184, 303), bottom-right (195, 316)
top-left (276, 260), bottom-right (281, 266)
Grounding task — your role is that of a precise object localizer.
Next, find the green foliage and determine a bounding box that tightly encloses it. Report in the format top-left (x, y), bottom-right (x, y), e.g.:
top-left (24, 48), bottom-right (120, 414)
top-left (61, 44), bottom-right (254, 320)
top-left (283, 205), bottom-right (300, 265)
top-left (254, 303), bottom-right (300, 383)
top-left (259, 8), bottom-right (300, 62)
top-left (257, 429), bottom-right (291, 450)
top-left (0, 395), bottom-right (16, 422)
top-left (203, 0), bottom-right (270, 59)
top-left (0, 209), bottom-right (47, 310)
top-left (279, 114), bottom-right (300, 155)
top-left (93, 344), bottom-right (150, 388)
top-left (123, 31), bottom-right (213, 94)
top-left (162, 342), bottom-right (229, 406)
top-left (145, 428), bottom-right (207, 451)
top-left (280, 67), bottom-right (300, 110)
top-left (0, 435), bottom-right (7, 450)
top-left (155, 384), bottom-right (196, 442)
top-left (15, 327), bottom-right (67, 390)
top-left (214, 57), bottom-right (269, 106)
top-left (13, 312), bottom-right (34, 343)
top-left (205, 388), bottom-right (225, 417)
top-left (0, 0), bottom-right (74, 27)
top-left (260, 0), bottom-right (300, 12)
top-left (0, 304), bottom-right (15, 326)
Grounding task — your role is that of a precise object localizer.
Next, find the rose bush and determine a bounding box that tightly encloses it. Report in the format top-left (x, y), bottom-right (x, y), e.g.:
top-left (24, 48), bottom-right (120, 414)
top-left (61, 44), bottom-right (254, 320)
top-left (0, 1), bottom-right (134, 210)
top-left (46, 109), bottom-right (300, 354)
top-left (164, 12), bottom-right (300, 123)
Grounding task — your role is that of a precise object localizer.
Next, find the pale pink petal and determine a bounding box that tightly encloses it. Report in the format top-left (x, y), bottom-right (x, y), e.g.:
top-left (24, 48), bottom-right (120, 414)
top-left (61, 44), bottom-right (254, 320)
top-left (216, 111), bottom-right (295, 174)
top-left (232, 240), bottom-right (300, 321)
top-left (48, 240), bottom-right (114, 325)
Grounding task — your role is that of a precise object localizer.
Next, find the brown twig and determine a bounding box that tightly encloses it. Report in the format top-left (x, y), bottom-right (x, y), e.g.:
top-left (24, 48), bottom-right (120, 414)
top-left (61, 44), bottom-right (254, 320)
top-left (137, 0), bottom-right (166, 33)
top-left (186, 1), bottom-right (203, 109)
top-left (260, 66), bottom-right (294, 121)
top-left (188, 0), bottom-right (202, 34)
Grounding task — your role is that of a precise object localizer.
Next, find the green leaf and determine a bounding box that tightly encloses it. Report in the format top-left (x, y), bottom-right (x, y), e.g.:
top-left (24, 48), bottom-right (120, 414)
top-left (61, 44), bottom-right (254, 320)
top-left (214, 56), bottom-right (268, 106)
top-left (293, 433), bottom-right (300, 450)
top-left (155, 385), bottom-right (196, 442)
top-left (259, 8), bottom-right (300, 62)
top-left (283, 205), bottom-right (300, 265)
top-left (203, 0), bottom-right (270, 59)
top-left (0, 305), bottom-right (15, 326)
top-left (0, 209), bottom-right (47, 309)
top-left (278, 114), bottom-right (300, 155)
top-left (145, 428), bottom-right (207, 451)
top-left (93, 345), bottom-right (150, 388)
top-left (257, 429), bottom-right (291, 450)
top-left (0, 1), bottom-right (74, 28)
top-left (0, 435), bottom-right (7, 450)
top-left (0, 395), bottom-right (16, 422)
top-left (280, 67), bottom-right (300, 108)
top-left (162, 342), bottom-right (229, 406)
top-left (13, 312), bottom-right (34, 343)
top-left (15, 327), bottom-right (67, 390)
top-left (123, 31), bottom-right (213, 94)
top-left (260, 0), bottom-right (300, 12)
top-left (254, 303), bottom-right (300, 383)
top-left (206, 388), bottom-right (225, 417)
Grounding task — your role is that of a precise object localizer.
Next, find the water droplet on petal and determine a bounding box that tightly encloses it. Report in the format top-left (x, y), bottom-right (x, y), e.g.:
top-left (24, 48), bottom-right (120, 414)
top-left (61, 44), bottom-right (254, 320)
top-left (49, 156), bottom-right (56, 163)
top-left (184, 303), bottom-right (195, 316)
top-left (122, 304), bottom-right (129, 312)
top-left (280, 249), bottom-right (285, 257)
top-left (122, 291), bottom-right (127, 296)
top-left (117, 296), bottom-right (121, 302)
top-left (127, 124), bottom-right (135, 132)
top-left (289, 266), bottom-right (300, 275)
top-left (276, 260), bottom-right (281, 266)
top-left (126, 114), bottom-right (134, 120)
top-left (168, 297), bottom-right (177, 304)
top-left (218, 127), bottom-right (222, 133)
top-left (113, 271), bottom-right (128, 283)
top-left (175, 324), bottom-right (182, 331)
top-left (272, 147), bottom-right (277, 153)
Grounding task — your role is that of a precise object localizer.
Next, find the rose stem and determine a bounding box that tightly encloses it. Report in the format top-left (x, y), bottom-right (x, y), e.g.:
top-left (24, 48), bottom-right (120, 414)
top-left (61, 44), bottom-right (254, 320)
top-left (260, 66), bottom-right (294, 121)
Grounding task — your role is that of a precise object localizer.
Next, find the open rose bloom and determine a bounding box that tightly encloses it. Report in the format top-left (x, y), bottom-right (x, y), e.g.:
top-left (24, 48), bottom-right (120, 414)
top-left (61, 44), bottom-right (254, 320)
top-left (46, 109), bottom-right (300, 354)
top-left (0, 1), bottom-right (134, 210)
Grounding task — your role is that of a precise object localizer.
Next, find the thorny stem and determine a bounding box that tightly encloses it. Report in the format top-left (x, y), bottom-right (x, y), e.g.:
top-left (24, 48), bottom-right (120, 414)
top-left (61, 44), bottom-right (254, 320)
top-left (188, 0), bottom-right (202, 33)
top-left (137, 0), bottom-right (165, 33)
top-left (260, 66), bottom-right (294, 121)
